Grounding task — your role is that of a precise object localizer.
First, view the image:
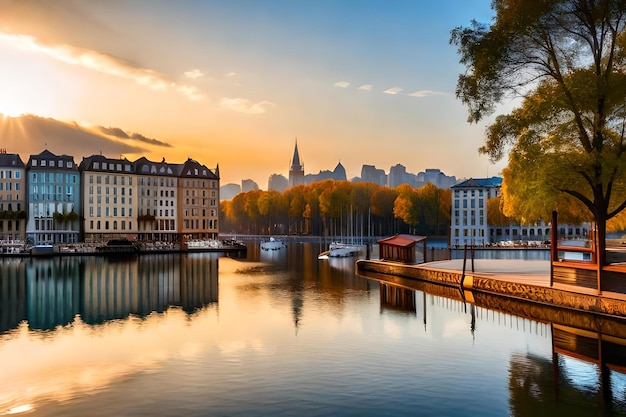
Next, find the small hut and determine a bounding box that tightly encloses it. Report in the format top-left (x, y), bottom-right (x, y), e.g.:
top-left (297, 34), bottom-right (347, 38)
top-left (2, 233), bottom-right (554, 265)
top-left (378, 234), bottom-right (427, 264)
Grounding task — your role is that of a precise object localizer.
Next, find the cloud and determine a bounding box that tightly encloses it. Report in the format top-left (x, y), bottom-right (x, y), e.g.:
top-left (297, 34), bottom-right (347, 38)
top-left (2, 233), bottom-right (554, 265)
top-left (184, 69), bottom-right (204, 79)
top-left (383, 87), bottom-right (403, 95)
top-left (219, 98), bottom-right (276, 114)
top-left (0, 30), bottom-right (205, 102)
top-left (176, 85), bottom-right (204, 101)
top-left (334, 81), bottom-right (350, 88)
top-left (357, 84), bottom-right (373, 91)
top-left (96, 126), bottom-right (171, 147)
top-left (407, 90), bottom-right (447, 98)
top-left (226, 72), bottom-right (237, 77)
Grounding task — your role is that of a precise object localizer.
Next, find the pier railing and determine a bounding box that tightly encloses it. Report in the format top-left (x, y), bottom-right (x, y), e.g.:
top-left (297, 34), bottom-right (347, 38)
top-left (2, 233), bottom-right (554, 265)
top-left (550, 211), bottom-right (626, 295)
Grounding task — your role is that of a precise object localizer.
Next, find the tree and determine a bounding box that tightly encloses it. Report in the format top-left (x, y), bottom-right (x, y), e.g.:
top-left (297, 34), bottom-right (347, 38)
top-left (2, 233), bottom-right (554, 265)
top-left (451, 0), bottom-right (626, 266)
top-left (393, 184), bottom-right (420, 233)
top-left (371, 187), bottom-right (398, 235)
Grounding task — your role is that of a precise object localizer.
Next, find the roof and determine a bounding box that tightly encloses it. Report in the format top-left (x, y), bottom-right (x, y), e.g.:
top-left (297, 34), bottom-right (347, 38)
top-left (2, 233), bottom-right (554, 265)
top-left (452, 176), bottom-right (502, 189)
top-left (0, 153), bottom-right (24, 168)
top-left (378, 234), bottom-right (427, 247)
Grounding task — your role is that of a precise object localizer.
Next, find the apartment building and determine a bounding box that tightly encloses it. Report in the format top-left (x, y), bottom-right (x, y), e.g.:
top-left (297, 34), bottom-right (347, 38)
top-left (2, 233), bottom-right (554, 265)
top-left (451, 176), bottom-right (590, 247)
top-left (79, 155), bottom-right (139, 243)
top-left (450, 177), bottom-right (502, 247)
top-left (0, 150), bottom-right (26, 242)
top-left (26, 150), bottom-right (81, 245)
top-left (176, 158), bottom-right (220, 241)
top-left (134, 157), bottom-right (179, 242)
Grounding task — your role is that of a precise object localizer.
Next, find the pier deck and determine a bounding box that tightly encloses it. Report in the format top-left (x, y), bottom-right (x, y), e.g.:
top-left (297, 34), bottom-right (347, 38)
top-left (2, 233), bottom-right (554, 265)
top-left (356, 258), bottom-right (626, 318)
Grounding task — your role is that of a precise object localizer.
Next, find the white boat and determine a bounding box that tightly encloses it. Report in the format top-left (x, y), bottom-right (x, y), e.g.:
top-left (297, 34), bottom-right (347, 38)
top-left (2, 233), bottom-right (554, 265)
top-left (261, 237), bottom-right (287, 251)
top-left (318, 242), bottom-right (361, 259)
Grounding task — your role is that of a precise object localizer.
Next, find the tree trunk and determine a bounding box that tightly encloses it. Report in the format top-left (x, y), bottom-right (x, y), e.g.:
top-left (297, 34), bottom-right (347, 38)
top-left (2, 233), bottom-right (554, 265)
top-left (596, 213), bottom-right (607, 269)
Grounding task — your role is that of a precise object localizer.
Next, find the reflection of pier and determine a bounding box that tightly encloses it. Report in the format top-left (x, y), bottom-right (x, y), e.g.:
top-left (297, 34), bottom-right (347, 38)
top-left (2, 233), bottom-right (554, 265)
top-left (0, 254), bottom-right (219, 331)
top-left (510, 324), bottom-right (626, 415)
top-left (379, 283), bottom-right (416, 314)
top-left (365, 273), bottom-right (626, 413)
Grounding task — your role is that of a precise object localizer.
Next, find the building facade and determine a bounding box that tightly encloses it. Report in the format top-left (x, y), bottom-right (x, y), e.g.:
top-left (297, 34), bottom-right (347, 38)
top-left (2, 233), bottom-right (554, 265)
top-left (450, 177), bottom-right (502, 247)
top-left (0, 150), bottom-right (26, 242)
top-left (134, 157), bottom-right (179, 242)
top-left (451, 177), bottom-right (590, 247)
top-left (26, 150), bottom-right (81, 245)
top-left (79, 155), bottom-right (139, 243)
top-left (177, 158), bottom-right (220, 241)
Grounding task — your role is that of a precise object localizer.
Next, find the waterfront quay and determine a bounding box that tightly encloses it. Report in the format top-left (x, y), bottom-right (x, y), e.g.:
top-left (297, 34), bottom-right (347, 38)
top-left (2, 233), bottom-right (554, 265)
top-left (356, 257), bottom-right (626, 319)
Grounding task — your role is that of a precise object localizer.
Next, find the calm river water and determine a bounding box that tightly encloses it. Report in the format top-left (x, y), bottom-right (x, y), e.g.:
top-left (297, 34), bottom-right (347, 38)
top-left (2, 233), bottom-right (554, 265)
top-left (1, 243), bottom-right (625, 416)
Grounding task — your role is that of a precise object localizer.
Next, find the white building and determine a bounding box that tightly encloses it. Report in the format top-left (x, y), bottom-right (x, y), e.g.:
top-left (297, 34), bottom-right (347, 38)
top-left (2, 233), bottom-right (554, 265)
top-left (451, 176), bottom-right (590, 247)
top-left (451, 177), bottom-right (502, 247)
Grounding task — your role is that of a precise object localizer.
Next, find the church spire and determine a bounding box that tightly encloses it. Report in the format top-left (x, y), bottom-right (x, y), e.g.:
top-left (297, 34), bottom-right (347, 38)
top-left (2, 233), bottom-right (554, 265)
top-left (288, 138), bottom-right (305, 187)
top-left (291, 138), bottom-right (302, 170)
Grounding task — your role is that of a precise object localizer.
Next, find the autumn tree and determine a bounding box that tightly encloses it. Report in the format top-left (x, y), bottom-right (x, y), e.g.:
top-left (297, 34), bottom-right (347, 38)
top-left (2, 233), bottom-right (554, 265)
top-left (351, 182), bottom-right (378, 237)
top-left (371, 187), bottom-right (398, 235)
top-left (416, 183), bottom-right (451, 236)
top-left (451, 0), bottom-right (626, 266)
top-left (393, 184), bottom-right (420, 234)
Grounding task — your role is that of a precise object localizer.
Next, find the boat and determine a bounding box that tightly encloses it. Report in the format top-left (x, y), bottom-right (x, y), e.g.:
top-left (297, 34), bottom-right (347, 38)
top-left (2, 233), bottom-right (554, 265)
top-left (318, 242), bottom-right (361, 259)
top-left (261, 237), bottom-right (287, 251)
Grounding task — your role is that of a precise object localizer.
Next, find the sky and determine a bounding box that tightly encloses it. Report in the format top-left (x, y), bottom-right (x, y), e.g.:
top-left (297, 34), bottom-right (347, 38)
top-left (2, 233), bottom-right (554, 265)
top-left (0, 0), bottom-right (505, 188)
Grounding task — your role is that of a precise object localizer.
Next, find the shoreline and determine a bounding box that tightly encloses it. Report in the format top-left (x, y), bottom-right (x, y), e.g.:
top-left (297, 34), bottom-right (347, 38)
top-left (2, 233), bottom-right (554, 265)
top-left (356, 258), bottom-right (626, 319)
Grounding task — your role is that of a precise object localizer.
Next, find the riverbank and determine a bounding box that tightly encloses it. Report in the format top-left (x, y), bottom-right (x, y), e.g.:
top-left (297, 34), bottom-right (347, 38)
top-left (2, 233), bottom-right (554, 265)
top-left (0, 240), bottom-right (247, 258)
top-left (356, 258), bottom-right (626, 318)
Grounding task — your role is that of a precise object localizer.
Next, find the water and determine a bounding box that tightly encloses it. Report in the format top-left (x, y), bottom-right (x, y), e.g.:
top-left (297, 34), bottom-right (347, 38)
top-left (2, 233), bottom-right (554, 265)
top-left (1, 243), bottom-right (625, 416)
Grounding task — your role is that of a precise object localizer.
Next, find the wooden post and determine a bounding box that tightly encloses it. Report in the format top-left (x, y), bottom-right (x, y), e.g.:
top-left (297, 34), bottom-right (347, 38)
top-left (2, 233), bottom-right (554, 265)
top-left (550, 211), bottom-right (557, 287)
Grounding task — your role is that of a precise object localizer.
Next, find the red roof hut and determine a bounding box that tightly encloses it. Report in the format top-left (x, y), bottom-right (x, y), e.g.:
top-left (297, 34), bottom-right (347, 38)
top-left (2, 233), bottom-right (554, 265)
top-left (378, 234), bottom-right (427, 264)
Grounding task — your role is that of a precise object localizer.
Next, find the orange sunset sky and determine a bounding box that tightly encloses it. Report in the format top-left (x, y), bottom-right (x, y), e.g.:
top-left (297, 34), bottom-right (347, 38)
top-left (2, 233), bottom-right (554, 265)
top-left (0, 0), bottom-right (506, 187)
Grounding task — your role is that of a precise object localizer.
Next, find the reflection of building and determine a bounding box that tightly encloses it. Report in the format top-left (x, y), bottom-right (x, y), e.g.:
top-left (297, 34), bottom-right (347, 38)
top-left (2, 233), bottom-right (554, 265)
top-left (0, 150), bottom-right (26, 242)
top-left (0, 259), bottom-right (27, 332)
top-left (25, 257), bottom-right (81, 330)
top-left (2, 254), bottom-right (219, 331)
top-left (26, 150), bottom-right (81, 245)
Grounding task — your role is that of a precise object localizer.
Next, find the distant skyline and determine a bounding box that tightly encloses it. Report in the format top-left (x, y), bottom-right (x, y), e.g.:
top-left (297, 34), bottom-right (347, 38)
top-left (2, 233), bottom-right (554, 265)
top-left (0, 1), bottom-right (507, 186)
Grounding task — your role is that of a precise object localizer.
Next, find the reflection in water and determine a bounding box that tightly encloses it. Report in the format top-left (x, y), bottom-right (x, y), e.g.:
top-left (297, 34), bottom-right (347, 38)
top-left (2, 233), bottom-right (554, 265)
top-left (2, 254), bottom-right (218, 331)
top-left (2, 244), bottom-right (626, 416)
top-left (369, 275), bottom-right (626, 416)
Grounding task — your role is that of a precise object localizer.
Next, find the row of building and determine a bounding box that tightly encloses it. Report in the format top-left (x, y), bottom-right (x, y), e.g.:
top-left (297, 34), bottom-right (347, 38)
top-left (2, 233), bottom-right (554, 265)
top-left (0, 149), bottom-right (219, 245)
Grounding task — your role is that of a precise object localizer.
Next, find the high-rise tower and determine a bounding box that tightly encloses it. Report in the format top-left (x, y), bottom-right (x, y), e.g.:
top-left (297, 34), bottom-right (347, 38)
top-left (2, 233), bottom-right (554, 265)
top-left (288, 140), bottom-right (304, 187)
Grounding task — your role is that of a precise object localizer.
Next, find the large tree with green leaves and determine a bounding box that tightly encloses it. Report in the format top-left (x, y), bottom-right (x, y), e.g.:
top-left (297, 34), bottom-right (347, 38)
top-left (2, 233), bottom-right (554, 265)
top-left (451, 0), bottom-right (626, 266)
